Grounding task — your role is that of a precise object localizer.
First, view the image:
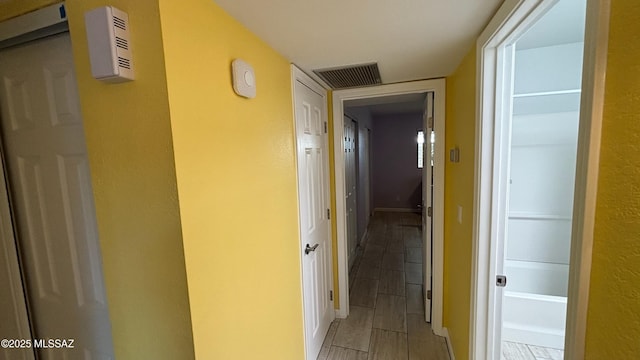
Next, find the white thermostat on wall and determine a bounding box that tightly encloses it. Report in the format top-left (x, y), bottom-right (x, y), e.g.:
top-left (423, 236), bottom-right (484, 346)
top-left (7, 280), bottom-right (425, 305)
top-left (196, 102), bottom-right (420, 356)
top-left (232, 59), bottom-right (256, 98)
top-left (84, 6), bottom-right (134, 83)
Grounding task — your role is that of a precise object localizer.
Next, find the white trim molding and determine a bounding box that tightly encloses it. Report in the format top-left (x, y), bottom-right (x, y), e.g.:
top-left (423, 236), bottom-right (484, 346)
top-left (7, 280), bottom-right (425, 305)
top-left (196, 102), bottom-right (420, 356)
top-left (331, 79), bottom-right (446, 337)
top-left (443, 327), bottom-right (457, 360)
top-left (373, 207), bottom-right (420, 213)
top-left (470, 0), bottom-right (610, 359)
top-left (564, 0), bottom-right (610, 358)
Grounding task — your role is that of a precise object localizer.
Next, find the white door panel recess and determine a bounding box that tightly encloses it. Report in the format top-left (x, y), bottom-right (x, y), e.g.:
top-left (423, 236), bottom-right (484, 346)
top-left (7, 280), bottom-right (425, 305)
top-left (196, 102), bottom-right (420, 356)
top-left (0, 33), bottom-right (114, 358)
top-left (292, 67), bottom-right (334, 360)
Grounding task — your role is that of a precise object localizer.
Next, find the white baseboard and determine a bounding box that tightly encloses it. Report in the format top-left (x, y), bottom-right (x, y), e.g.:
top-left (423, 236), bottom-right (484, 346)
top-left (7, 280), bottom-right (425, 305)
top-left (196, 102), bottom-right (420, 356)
top-left (373, 207), bottom-right (420, 213)
top-left (334, 308), bottom-right (347, 319)
top-left (442, 327), bottom-right (456, 360)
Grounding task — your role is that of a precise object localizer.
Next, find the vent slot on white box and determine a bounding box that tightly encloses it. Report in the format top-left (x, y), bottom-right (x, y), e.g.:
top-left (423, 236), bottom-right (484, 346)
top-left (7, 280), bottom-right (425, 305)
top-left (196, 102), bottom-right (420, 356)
top-left (115, 37), bottom-right (128, 50)
top-left (84, 6), bottom-right (134, 83)
top-left (113, 16), bottom-right (126, 30)
top-left (117, 57), bottom-right (131, 70)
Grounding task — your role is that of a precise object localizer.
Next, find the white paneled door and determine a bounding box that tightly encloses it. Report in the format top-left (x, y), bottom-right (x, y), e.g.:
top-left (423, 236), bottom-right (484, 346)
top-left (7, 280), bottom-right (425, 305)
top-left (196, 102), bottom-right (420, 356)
top-left (422, 92), bottom-right (434, 323)
top-left (0, 33), bottom-right (114, 359)
top-left (344, 118), bottom-right (357, 268)
top-left (0, 155), bottom-right (33, 360)
top-left (293, 77), bottom-right (333, 360)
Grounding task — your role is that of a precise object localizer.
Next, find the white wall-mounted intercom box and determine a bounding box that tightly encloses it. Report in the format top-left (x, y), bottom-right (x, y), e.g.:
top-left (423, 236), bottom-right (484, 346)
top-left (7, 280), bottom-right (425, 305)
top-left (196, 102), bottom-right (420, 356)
top-left (84, 6), bottom-right (134, 83)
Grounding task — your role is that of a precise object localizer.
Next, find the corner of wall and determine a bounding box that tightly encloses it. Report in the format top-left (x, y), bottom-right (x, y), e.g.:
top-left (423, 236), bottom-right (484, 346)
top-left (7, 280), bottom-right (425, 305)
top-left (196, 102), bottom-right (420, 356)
top-left (65, 0), bottom-right (195, 358)
top-left (157, 0), bottom-right (305, 358)
top-left (443, 44), bottom-right (477, 360)
top-left (585, 0), bottom-right (640, 357)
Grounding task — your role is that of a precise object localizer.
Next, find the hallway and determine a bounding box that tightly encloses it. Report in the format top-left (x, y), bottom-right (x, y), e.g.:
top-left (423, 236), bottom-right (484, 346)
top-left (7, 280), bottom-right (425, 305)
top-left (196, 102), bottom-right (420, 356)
top-left (318, 212), bottom-right (450, 360)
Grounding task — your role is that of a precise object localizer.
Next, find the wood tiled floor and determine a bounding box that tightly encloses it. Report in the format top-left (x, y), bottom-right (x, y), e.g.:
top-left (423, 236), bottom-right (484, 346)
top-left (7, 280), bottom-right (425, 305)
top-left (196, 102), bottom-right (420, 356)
top-left (501, 341), bottom-right (564, 360)
top-left (318, 212), bottom-right (450, 360)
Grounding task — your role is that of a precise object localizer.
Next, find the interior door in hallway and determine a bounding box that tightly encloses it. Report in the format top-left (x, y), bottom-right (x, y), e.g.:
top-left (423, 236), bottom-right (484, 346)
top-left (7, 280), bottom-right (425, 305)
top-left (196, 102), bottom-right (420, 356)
top-left (422, 92), bottom-right (434, 322)
top-left (358, 126), bottom-right (371, 229)
top-left (293, 78), bottom-right (333, 360)
top-left (0, 33), bottom-right (114, 358)
top-left (344, 117), bottom-right (357, 269)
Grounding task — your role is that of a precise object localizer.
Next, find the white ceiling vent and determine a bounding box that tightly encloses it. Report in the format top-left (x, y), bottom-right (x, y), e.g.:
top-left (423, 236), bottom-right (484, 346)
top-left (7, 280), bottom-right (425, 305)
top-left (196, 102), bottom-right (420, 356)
top-left (313, 63), bottom-right (381, 89)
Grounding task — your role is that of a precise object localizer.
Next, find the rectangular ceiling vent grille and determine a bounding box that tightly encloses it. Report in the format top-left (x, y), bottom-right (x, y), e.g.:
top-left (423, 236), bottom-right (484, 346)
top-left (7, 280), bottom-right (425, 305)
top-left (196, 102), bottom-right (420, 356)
top-left (313, 63), bottom-right (381, 89)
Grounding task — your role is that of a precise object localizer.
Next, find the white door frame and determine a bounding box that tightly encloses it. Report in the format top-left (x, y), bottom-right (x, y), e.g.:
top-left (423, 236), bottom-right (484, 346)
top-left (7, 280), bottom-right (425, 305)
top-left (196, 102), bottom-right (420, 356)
top-left (470, 0), bottom-right (611, 358)
top-left (291, 65), bottom-right (335, 360)
top-left (332, 79), bottom-right (446, 336)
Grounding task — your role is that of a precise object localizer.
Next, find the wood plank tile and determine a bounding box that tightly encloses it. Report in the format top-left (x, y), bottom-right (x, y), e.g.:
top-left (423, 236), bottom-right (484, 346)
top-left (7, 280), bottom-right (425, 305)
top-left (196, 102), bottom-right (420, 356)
top-left (407, 314), bottom-right (449, 360)
top-left (528, 344), bottom-right (551, 359)
top-left (403, 226), bottom-right (423, 247)
top-left (438, 338), bottom-right (451, 360)
top-left (357, 258), bottom-right (382, 280)
top-left (405, 246), bottom-right (423, 263)
top-left (326, 346), bottom-right (368, 360)
top-left (382, 252), bottom-right (405, 271)
top-left (373, 294), bottom-right (407, 332)
top-left (378, 270), bottom-right (405, 296)
top-left (369, 234), bottom-right (389, 247)
top-left (388, 227), bottom-right (402, 241)
top-left (386, 239), bottom-right (405, 253)
top-left (368, 329), bottom-right (408, 360)
top-left (405, 262), bottom-right (423, 284)
top-left (502, 342), bottom-right (535, 360)
top-left (333, 306), bottom-right (374, 352)
top-left (350, 278), bottom-right (379, 308)
top-left (545, 347), bottom-right (564, 360)
top-left (406, 284), bottom-right (424, 314)
top-left (404, 236), bottom-right (423, 248)
top-left (363, 244), bottom-right (385, 262)
top-left (318, 320), bottom-right (341, 360)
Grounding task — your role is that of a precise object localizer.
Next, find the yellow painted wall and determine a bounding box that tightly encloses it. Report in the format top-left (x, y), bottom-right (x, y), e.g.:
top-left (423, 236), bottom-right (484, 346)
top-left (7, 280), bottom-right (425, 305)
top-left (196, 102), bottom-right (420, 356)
top-left (2, 1), bottom-right (196, 358)
top-left (66, 1), bottom-right (196, 358)
top-left (443, 46), bottom-right (477, 360)
top-left (157, 1), bottom-right (305, 358)
top-left (585, 0), bottom-right (640, 357)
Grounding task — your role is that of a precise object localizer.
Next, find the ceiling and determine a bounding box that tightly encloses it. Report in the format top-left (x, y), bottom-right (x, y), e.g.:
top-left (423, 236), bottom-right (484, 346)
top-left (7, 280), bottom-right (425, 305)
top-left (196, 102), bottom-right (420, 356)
top-left (346, 93), bottom-right (426, 116)
top-left (517, 0), bottom-right (586, 49)
top-left (214, 0), bottom-right (504, 86)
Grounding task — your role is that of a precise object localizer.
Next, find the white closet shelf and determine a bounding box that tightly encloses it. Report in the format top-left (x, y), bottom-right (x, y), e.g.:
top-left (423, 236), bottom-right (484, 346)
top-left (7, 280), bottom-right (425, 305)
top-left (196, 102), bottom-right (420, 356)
top-left (512, 90), bottom-right (582, 115)
top-left (513, 89), bottom-right (581, 98)
top-left (508, 212), bottom-right (572, 221)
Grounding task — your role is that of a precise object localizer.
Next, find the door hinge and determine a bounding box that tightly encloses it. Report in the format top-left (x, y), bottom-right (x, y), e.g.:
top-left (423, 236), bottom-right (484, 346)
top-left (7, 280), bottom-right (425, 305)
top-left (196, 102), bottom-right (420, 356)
top-left (329, 290), bottom-right (333, 301)
top-left (427, 116), bottom-right (434, 129)
top-left (327, 208), bottom-right (331, 220)
top-left (427, 206), bottom-right (433, 217)
top-left (496, 275), bottom-right (507, 287)
top-left (324, 121), bottom-right (328, 134)
top-left (426, 290), bottom-right (432, 300)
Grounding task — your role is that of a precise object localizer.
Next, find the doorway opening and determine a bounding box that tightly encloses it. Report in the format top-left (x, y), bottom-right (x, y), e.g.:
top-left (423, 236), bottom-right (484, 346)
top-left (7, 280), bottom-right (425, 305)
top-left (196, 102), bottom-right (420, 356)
top-left (472, 0), bottom-right (610, 358)
top-left (331, 79), bottom-right (446, 337)
top-left (343, 93), bottom-right (426, 285)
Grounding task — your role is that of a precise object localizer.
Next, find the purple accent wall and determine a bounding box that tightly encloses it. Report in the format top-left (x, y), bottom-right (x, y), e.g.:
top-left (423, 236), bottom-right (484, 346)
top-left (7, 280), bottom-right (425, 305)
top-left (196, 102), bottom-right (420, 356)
top-left (371, 113), bottom-right (423, 210)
